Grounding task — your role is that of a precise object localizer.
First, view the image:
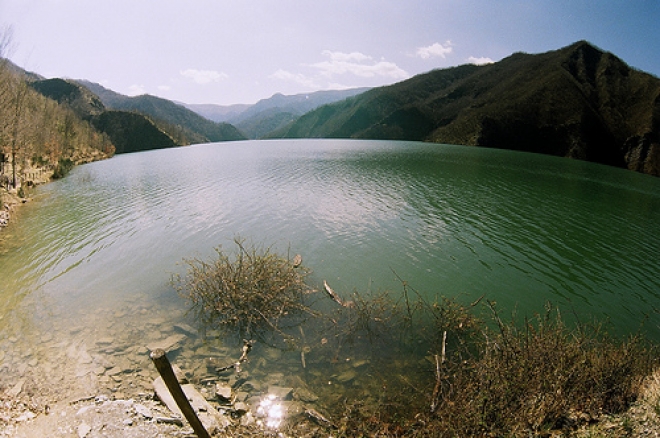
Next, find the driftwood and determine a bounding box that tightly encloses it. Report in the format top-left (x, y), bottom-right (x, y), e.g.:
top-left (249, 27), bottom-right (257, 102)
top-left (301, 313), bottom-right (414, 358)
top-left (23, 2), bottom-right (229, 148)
top-left (323, 280), bottom-right (354, 308)
top-left (150, 348), bottom-right (211, 438)
top-left (430, 331), bottom-right (447, 413)
top-left (304, 408), bottom-right (337, 429)
top-left (214, 339), bottom-right (254, 373)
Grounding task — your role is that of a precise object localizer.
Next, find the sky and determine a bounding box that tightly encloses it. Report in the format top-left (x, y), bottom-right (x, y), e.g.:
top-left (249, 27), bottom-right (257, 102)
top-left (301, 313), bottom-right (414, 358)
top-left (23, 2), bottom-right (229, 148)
top-left (1, 0), bottom-right (659, 106)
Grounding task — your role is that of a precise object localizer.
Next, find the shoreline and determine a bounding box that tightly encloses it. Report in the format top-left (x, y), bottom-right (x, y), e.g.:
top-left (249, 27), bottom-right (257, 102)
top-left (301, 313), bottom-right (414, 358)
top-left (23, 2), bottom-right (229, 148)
top-left (0, 190), bottom-right (28, 246)
top-left (0, 168), bottom-right (54, 243)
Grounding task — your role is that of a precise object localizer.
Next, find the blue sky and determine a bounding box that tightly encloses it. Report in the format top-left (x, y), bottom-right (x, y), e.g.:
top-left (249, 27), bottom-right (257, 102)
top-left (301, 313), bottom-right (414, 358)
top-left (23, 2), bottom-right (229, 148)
top-left (1, 0), bottom-right (658, 105)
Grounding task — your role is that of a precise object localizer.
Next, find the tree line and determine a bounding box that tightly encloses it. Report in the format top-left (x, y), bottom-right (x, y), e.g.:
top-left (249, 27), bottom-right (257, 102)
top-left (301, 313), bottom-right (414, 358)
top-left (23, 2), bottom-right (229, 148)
top-left (0, 29), bottom-right (114, 193)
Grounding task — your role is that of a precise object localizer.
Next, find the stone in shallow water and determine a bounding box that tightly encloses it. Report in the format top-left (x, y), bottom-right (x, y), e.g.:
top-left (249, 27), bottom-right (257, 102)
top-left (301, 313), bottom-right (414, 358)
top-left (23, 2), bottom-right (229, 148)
top-left (235, 391), bottom-right (250, 402)
top-left (295, 387), bottom-right (319, 403)
top-left (215, 383), bottom-right (232, 403)
top-left (146, 334), bottom-right (187, 353)
top-left (174, 323), bottom-right (197, 337)
top-left (95, 337), bottom-right (114, 346)
top-left (77, 421), bottom-right (92, 438)
top-left (352, 359), bottom-right (370, 368)
top-left (106, 366), bottom-right (123, 376)
top-left (267, 385), bottom-right (293, 400)
top-left (336, 369), bottom-right (357, 383)
top-left (7, 378), bottom-right (25, 397)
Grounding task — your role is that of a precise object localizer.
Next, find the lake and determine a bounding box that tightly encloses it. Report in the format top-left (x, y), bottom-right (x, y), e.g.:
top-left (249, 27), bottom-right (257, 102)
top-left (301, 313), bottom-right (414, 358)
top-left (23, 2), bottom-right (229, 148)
top-left (1, 139), bottom-right (659, 420)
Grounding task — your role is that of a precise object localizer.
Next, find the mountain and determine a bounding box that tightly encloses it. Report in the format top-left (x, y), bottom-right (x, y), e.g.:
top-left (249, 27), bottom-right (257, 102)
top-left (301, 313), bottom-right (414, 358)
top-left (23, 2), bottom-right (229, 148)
top-left (29, 78), bottom-right (105, 118)
top-left (29, 78), bottom-right (178, 153)
top-left (77, 80), bottom-right (246, 143)
top-left (270, 41), bottom-right (660, 176)
top-left (182, 103), bottom-right (251, 123)
top-left (3, 58), bottom-right (44, 82)
top-left (0, 61), bottom-right (114, 185)
top-left (89, 110), bottom-right (177, 154)
top-left (231, 88), bottom-right (371, 138)
top-left (234, 107), bottom-right (299, 140)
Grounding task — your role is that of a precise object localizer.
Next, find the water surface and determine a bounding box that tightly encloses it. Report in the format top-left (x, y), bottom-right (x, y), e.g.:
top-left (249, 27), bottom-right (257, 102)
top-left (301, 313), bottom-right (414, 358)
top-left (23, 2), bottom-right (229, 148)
top-left (1, 139), bottom-right (658, 405)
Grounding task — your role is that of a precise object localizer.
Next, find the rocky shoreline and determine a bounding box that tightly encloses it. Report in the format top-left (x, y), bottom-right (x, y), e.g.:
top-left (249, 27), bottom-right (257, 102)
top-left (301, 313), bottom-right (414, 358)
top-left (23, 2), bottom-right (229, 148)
top-left (0, 191), bottom-right (23, 231)
top-left (0, 296), bottom-right (367, 437)
top-left (1, 292), bottom-right (658, 437)
top-left (0, 166), bottom-right (53, 238)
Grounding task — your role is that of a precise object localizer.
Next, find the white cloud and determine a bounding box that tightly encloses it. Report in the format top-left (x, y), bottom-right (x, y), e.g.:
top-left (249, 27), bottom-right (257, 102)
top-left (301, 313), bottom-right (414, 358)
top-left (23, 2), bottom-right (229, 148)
top-left (269, 69), bottom-right (320, 88)
top-left (416, 41), bottom-right (453, 59)
top-left (180, 69), bottom-right (229, 84)
top-left (467, 56), bottom-right (494, 65)
top-left (158, 85), bottom-right (171, 91)
top-left (322, 50), bottom-right (372, 63)
top-left (310, 50), bottom-right (409, 79)
top-left (127, 84), bottom-right (146, 96)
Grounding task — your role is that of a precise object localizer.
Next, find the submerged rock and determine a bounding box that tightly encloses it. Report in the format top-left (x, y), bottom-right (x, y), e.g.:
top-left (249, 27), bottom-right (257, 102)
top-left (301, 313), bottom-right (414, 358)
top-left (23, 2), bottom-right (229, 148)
top-left (215, 383), bottom-right (232, 403)
top-left (336, 369), bottom-right (357, 383)
top-left (267, 385), bottom-right (293, 400)
top-left (295, 387), bottom-right (319, 403)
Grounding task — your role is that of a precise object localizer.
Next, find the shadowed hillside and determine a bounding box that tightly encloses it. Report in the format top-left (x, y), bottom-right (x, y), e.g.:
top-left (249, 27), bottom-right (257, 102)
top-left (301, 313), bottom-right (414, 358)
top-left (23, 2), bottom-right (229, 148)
top-left (0, 61), bottom-right (114, 197)
top-left (29, 78), bottom-right (104, 118)
top-left (78, 80), bottom-right (245, 143)
top-left (89, 111), bottom-right (177, 154)
top-left (271, 41), bottom-right (660, 176)
top-left (29, 78), bottom-right (179, 154)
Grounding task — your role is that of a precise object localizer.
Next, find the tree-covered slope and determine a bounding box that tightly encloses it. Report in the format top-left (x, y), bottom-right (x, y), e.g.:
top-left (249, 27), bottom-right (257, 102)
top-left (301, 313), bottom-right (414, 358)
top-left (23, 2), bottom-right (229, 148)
top-left (232, 88), bottom-right (371, 139)
top-left (29, 78), bottom-right (105, 118)
top-left (29, 78), bottom-right (180, 154)
top-left (77, 80), bottom-right (245, 143)
top-left (271, 41), bottom-right (660, 176)
top-left (0, 60), bottom-right (114, 188)
top-left (89, 110), bottom-right (177, 154)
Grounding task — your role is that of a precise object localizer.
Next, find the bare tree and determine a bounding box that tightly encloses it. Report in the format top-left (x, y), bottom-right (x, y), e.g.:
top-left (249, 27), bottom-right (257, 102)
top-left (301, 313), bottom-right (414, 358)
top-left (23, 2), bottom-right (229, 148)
top-left (8, 79), bottom-right (29, 188)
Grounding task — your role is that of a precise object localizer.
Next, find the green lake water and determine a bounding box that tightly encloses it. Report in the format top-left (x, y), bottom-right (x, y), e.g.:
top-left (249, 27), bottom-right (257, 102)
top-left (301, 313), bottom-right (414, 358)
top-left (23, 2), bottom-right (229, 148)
top-left (1, 139), bottom-right (658, 418)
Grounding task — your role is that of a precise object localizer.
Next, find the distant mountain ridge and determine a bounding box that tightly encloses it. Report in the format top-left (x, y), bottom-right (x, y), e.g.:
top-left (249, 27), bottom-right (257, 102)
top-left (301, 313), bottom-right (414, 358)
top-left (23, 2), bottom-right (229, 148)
top-left (269, 41), bottom-right (660, 176)
top-left (184, 88), bottom-right (371, 139)
top-left (181, 103), bottom-right (251, 123)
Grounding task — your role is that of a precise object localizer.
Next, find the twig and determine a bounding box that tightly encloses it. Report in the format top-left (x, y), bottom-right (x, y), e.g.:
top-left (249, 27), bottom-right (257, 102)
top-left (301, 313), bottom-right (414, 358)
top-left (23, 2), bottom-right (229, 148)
top-left (430, 353), bottom-right (442, 413)
top-left (215, 339), bottom-right (254, 373)
top-left (441, 330), bottom-right (447, 364)
top-left (470, 293), bottom-right (485, 308)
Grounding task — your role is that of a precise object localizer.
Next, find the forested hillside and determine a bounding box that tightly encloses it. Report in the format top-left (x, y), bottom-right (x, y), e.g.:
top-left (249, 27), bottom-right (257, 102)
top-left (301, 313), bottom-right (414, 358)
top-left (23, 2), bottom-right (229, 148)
top-left (77, 80), bottom-right (246, 144)
top-left (230, 88), bottom-right (370, 138)
top-left (29, 78), bottom-right (179, 154)
top-left (271, 41), bottom-right (660, 176)
top-left (0, 58), bottom-right (114, 196)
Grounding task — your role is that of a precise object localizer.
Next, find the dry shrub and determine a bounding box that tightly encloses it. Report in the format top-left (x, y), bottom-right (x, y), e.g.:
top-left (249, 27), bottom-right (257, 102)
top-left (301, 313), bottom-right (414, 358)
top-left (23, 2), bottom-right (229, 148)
top-left (429, 302), bottom-right (656, 437)
top-left (171, 237), bottom-right (315, 345)
top-left (173, 243), bottom-right (656, 436)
